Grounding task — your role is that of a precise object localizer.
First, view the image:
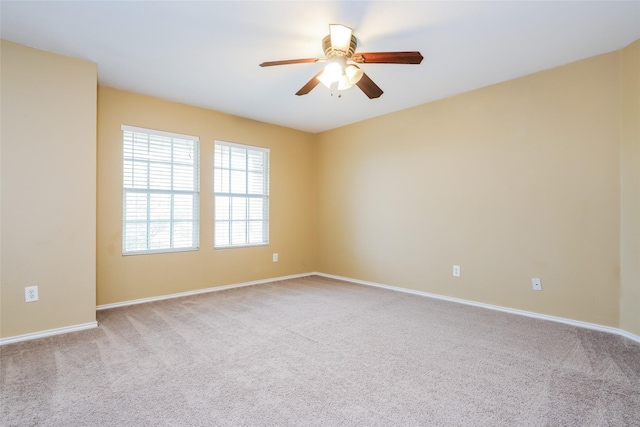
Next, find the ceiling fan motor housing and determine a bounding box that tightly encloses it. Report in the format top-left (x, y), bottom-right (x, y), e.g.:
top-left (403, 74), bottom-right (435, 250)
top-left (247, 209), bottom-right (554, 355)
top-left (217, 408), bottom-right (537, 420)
top-left (322, 34), bottom-right (358, 59)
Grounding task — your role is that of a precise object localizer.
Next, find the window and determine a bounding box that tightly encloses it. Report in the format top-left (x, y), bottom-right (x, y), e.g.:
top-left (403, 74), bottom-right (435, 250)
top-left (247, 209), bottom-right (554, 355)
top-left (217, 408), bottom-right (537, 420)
top-left (122, 125), bottom-right (200, 255)
top-left (214, 141), bottom-right (269, 248)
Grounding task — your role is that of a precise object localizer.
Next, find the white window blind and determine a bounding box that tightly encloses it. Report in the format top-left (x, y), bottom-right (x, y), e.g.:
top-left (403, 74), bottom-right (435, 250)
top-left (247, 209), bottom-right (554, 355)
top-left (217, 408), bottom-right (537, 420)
top-left (122, 125), bottom-right (200, 255)
top-left (214, 141), bottom-right (269, 248)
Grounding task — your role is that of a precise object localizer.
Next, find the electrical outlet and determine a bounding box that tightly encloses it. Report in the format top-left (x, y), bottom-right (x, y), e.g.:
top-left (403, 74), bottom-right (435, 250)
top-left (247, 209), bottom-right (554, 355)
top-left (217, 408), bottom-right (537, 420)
top-left (25, 285), bottom-right (39, 302)
top-left (453, 265), bottom-right (460, 277)
top-left (272, 253), bottom-right (278, 262)
top-left (532, 278), bottom-right (542, 291)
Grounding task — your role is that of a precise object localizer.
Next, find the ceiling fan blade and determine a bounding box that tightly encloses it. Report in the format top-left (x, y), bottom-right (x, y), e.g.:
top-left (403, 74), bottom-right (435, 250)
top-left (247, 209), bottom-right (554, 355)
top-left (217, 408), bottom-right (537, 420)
top-left (351, 51), bottom-right (423, 64)
top-left (355, 71), bottom-right (383, 99)
top-left (259, 58), bottom-right (323, 67)
top-left (295, 70), bottom-right (324, 96)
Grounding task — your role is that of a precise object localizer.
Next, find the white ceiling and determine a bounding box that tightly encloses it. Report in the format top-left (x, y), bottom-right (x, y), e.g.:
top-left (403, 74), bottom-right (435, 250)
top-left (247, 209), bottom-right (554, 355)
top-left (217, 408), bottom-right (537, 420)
top-left (2, 1), bottom-right (639, 133)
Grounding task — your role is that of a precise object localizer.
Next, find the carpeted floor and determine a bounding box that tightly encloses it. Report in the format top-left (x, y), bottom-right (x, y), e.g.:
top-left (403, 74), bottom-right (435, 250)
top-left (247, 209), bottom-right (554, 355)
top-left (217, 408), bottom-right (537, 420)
top-left (1, 275), bottom-right (639, 426)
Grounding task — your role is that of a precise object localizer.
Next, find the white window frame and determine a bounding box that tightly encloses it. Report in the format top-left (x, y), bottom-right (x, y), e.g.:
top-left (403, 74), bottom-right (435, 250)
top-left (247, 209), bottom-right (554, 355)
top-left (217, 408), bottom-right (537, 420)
top-left (122, 125), bottom-right (200, 255)
top-left (214, 141), bottom-right (270, 249)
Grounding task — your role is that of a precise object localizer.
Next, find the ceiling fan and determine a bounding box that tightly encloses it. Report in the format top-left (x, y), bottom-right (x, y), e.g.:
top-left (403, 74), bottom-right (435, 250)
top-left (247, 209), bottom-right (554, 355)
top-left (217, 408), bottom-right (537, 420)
top-left (259, 24), bottom-right (423, 99)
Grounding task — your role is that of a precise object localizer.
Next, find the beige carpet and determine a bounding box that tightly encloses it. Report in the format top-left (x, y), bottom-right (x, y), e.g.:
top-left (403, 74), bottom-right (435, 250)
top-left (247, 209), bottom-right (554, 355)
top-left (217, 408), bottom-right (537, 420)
top-left (2, 275), bottom-right (639, 426)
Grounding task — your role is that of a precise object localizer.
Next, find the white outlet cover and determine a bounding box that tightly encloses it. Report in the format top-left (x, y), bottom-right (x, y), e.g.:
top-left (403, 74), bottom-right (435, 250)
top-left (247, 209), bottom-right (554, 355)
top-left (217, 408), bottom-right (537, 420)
top-left (453, 265), bottom-right (460, 277)
top-left (25, 285), bottom-right (39, 302)
top-left (272, 253), bottom-right (278, 262)
top-left (532, 278), bottom-right (542, 291)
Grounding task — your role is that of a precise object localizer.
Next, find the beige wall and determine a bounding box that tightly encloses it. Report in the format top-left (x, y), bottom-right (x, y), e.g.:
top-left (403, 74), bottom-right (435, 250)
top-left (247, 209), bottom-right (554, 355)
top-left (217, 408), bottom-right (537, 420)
top-left (2, 37), bottom-right (637, 339)
top-left (317, 50), bottom-right (623, 327)
top-left (97, 87), bottom-right (316, 305)
top-left (620, 39), bottom-right (640, 336)
top-left (0, 40), bottom-right (97, 338)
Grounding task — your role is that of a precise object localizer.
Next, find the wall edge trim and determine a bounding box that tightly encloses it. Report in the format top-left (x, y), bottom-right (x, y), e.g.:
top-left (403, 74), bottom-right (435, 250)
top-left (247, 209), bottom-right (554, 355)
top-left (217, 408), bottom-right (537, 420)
top-left (315, 272), bottom-right (640, 345)
top-left (0, 322), bottom-right (98, 346)
top-left (96, 272), bottom-right (315, 311)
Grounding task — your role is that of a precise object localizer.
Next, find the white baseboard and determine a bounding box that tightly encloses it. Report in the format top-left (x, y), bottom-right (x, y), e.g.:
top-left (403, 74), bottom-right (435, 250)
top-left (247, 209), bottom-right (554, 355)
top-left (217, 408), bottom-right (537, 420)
top-left (0, 321), bottom-right (98, 346)
top-left (97, 272), bottom-right (315, 310)
top-left (2, 273), bottom-right (315, 345)
top-left (6, 272), bottom-right (638, 347)
top-left (315, 272), bottom-right (640, 345)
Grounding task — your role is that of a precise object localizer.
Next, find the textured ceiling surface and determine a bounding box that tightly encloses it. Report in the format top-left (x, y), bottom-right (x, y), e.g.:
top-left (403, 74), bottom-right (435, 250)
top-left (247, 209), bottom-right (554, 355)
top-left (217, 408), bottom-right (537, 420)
top-left (2, 1), bottom-right (639, 133)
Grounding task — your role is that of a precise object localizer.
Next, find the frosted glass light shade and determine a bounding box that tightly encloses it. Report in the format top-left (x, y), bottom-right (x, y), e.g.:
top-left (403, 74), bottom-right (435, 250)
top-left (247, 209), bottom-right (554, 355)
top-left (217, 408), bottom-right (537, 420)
top-left (329, 24), bottom-right (353, 54)
top-left (318, 57), bottom-right (348, 88)
top-left (337, 75), bottom-right (354, 90)
top-left (345, 65), bottom-right (363, 85)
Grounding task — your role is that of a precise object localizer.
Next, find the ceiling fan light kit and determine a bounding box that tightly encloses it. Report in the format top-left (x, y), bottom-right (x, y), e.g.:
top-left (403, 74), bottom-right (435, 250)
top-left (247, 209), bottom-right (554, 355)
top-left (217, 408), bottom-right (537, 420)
top-left (317, 56), bottom-right (363, 91)
top-left (259, 24), bottom-right (423, 99)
